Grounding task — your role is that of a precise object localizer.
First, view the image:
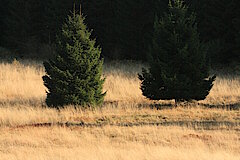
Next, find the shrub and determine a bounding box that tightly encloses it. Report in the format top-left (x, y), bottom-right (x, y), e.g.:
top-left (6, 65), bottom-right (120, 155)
top-left (42, 11), bottom-right (106, 107)
top-left (139, 0), bottom-right (216, 104)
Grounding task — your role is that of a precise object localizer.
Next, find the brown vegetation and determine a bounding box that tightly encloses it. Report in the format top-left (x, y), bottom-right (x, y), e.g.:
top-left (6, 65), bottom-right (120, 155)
top-left (0, 60), bottom-right (239, 160)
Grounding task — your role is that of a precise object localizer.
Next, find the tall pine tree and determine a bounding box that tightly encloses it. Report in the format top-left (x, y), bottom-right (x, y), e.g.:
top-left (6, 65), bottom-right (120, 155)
top-left (139, 0), bottom-right (216, 103)
top-left (43, 10), bottom-right (106, 107)
top-left (116, 0), bottom-right (168, 60)
top-left (82, 0), bottom-right (122, 59)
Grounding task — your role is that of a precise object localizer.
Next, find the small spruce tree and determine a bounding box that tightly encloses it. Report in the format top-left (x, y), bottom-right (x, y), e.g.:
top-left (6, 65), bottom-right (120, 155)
top-left (43, 10), bottom-right (106, 107)
top-left (138, 0), bottom-right (216, 104)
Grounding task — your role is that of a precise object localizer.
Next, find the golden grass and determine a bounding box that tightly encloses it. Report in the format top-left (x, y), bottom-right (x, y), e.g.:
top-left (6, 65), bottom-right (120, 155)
top-left (0, 60), bottom-right (239, 160)
top-left (0, 104), bottom-right (239, 129)
top-left (0, 60), bottom-right (45, 105)
top-left (203, 73), bottom-right (240, 105)
top-left (0, 126), bottom-right (239, 160)
top-left (0, 60), bottom-right (239, 105)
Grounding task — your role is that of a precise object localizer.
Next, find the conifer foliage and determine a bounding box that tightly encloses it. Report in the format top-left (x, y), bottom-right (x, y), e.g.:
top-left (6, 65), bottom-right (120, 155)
top-left (138, 0), bottom-right (216, 103)
top-left (43, 11), bottom-right (106, 107)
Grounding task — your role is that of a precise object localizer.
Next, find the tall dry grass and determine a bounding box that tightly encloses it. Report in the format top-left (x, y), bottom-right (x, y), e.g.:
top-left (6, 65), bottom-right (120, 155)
top-left (0, 126), bottom-right (239, 160)
top-left (0, 60), bottom-right (239, 160)
top-left (0, 60), bottom-right (45, 105)
top-left (0, 60), bottom-right (239, 105)
top-left (1, 103), bottom-right (239, 128)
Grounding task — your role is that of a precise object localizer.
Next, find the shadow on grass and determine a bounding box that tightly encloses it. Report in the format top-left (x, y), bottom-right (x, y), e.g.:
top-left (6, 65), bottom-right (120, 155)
top-left (141, 103), bottom-right (175, 110)
top-left (1, 99), bottom-right (239, 111)
top-left (197, 102), bottom-right (240, 110)
top-left (8, 120), bottom-right (240, 131)
top-left (140, 102), bottom-right (240, 110)
top-left (99, 101), bottom-right (240, 110)
top-left (103, 100), bottom-right (175, 109)
top-left (0, 98), bottom-right (45, 107)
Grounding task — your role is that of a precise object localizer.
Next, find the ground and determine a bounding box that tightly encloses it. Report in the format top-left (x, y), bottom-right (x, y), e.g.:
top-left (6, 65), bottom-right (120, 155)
top-left (0, 60), bottom-right (239, 160)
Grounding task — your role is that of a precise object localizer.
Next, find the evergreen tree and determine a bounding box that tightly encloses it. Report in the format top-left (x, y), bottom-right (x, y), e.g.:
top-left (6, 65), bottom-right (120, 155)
top-left (116, 0), bottom-right (168, 60)
top-left (42, 0), bottom-right (79, 44)
top-left (2, 0), bottom-right (50, 56)
top-left (42, 11), bottom-right (106, 107)
top-left (138, 0), bottom-right (216, 103)
top-left (83, 0), bottom-right (168, 60)
top-left (233, 0), bottom-right (240, 65)
top-left (83, 0), bottom-right (122, 59)
top-left (3, 0), bottom-right (32, 51)
top-left (0, 0), bottom-right (9, 46)
top-left (189, 0), bottom-right (239, 64)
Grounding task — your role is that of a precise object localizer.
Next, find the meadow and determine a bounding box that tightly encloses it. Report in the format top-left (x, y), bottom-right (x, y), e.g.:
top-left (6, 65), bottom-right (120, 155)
top-left (0, 60), bottom-right (239, 160)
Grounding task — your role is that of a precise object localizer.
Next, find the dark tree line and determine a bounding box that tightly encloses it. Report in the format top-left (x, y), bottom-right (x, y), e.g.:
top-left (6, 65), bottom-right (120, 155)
top-left (0, 0), bottom-right (239, 64)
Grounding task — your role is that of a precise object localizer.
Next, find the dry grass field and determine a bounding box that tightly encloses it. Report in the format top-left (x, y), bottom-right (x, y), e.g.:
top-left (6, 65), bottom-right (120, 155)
top-left (0, 60), bottom-right (239, 160)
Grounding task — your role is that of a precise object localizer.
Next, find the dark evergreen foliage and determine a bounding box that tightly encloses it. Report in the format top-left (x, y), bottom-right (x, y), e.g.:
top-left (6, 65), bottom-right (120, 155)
top-left (82, 0), bottom-right (122, 59)
top-left (0, 0), bottom-right (79, 57)
top-left (2, 0), bottom-right (33, 51)
top-left (189, 0), bottom-right (240, 64)
top-left (0, 0), bottom-right (9, 46)
top-left (139, 0), bottom-right (216, 102)
top-left (114, 0), bottom-right (168, 60)
top-left (74, 0), bottom-right (169, 60)
top-left (42, 11), bottom-right (106, 107)
top-left (0, 0), bottom-right (239, 65)
top-left (233, 0), bottom-right (240, 64)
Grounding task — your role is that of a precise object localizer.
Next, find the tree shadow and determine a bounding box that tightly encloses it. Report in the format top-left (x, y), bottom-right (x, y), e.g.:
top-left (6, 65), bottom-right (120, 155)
top-left (139, 103), bottom-right (175, 110)
top-left (9, 120), bottom-right (240, 131)
top-left (197, 102), bottom-right (240, 110)
top-left (103, 100), bottom-right (175, 110)
top-left (1, 99), bottom-right (239, 111)
top-left (0, 98), bottom-right (45, 107)
top-left (139, 101), bottom-right (240, 110)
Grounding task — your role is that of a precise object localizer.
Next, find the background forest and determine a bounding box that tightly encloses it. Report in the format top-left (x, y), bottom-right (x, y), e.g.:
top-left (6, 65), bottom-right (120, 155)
top-left (0, 0), bottom-right (239, 66)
